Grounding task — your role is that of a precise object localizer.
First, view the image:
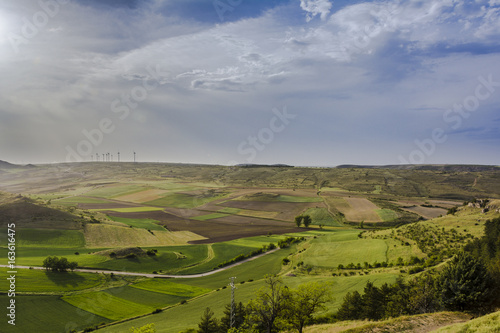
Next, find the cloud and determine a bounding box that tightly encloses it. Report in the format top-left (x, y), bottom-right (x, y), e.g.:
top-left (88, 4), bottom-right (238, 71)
top-left (300, 0), bottom-right (332, 22)
top-left (1, 0), bottom-right (500, 165)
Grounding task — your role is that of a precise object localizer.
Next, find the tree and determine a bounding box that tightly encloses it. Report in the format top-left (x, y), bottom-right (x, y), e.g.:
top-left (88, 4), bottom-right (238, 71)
top-left (288, 282), bottom-right (332, 333)
top-left (220, 302), bottom-right (246, 332)
top-left (361, 281), bottom-right (384, 320)
top-left (42, 256), bottom-right (78, 272)
top-left (245, 275), bottom-right (291, 333)
top-left (337, 291), bottom-right (364, 320)
top-left (302, 215), bottom-right (312, 228)
top-left (130, 323), bottom-right (156, 333)
top-left (294, 215), bottom-right (303, 227)
top-left (197, 308), bottom-right (219, 333)
top-left (437, 251), bottom-right (493, 313)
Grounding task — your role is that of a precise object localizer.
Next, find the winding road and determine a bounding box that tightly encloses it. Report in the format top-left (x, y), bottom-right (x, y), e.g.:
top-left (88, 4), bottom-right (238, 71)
top-left (0, 248), bottom-right (279, 279)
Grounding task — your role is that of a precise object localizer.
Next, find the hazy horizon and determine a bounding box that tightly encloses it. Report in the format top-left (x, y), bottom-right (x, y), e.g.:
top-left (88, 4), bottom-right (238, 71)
top-left (1, 0), bottom-right (499, 166)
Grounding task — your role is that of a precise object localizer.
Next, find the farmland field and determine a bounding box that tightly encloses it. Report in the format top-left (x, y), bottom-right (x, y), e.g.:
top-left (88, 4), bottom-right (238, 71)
top-left (300, 231), bottom-right (388, 267)
top-left (0, 162), bottom-right (499, 333)
top-left (0, 295), bottom-right (112, 333)
top-left (0, 268), bottom-right (106, 293)
top-left (62, 291), bottom-right (155, 320)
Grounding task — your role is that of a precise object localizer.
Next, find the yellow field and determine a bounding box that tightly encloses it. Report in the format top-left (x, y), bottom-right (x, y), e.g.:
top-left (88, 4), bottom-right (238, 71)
top-left (84, 224), bottom-right (206, 248)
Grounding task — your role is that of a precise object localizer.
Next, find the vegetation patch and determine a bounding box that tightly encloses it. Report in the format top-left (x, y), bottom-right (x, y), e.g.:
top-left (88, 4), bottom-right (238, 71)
top-left (0, 269), bottom-right (105, 293)
top-left (92, 206), bottom-right (165, 213)
top-left (376, 209), bottom-right (398, 222)
top-left (2, 228), bottom-right (85, 248)
top-left (0, 295), bottom-right (111, 333)
top-left (103, 286), bottom-right (189, 308)
top-left (106, 215), bottom-right (165, 231)
top-left (191, 213), bottom-right (230, 221)
top-left (304, 207), bottom-right (342, 226)
top-left (240, 192), bottom-right (322, 203)
top-left (62, 291), bottom-right (155, 321)
top-left (131, 279), bottom-right (210, 297)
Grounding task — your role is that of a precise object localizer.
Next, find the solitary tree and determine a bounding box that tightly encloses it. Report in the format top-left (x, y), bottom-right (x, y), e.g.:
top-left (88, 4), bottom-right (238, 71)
top-left (288, 282), bottom-right (332, 333)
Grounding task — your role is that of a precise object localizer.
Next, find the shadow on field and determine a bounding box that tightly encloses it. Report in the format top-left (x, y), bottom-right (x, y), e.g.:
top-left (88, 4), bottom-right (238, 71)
top-left (44, 271), bottom-right (86, 287)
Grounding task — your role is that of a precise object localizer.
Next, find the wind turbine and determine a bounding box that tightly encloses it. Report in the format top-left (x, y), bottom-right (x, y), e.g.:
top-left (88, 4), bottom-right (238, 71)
top-left (133, 151), bottom-right (136, 163)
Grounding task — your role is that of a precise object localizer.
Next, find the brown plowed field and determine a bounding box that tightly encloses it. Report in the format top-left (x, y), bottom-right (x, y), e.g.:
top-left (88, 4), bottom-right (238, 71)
top-left (106, 210), bottom-right (305, 244)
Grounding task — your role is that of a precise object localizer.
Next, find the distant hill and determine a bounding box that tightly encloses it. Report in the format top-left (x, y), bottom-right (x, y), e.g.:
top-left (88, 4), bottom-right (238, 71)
top-left (0, 160), bottom-right (36, 170)
top-left (336, 164), bottom-right (500, 172)
top-left (0, 160), bottom-right (17, 169)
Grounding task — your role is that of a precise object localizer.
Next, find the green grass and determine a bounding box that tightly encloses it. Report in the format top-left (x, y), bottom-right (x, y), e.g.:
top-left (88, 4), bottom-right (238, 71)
top-left (0, 228), bottom-right (85, 248)
top-left (145, 192), bottom-right (228, 209)
top-left (218, 207), bottom-right (241, 214)
top-left (131, 279), bottom-right (210, 297)
top-left (376, 209), bottom-right (398, 222)
top-left (106, 216), bottom-right (165, 231)
top-left (103, 286), bottom-right (189, 308)
top-left (90, 245), bottom-right (208, 273)
top-left (304, 207), bottom-right (342, 226)
top-left (191, 213), bottom-right (229, 221)
top-left (55, 196), bottom-right (110, 205)
top-left (95, 270), bottom-right (398, 333)
top-left (62, 291), bottom-right (155, 321)
top-left (0, 267), bottom-right (106, 293)
top-left (0, 295), bottom-right (112, 333)
top-left (90, 206), bottom-right (165, 213)
top-left (0, 247), bottom-right (109, 267)
top-left (176, 243), bottom-right (266, 275)
top-left (301, 231), bottom-right (388, 268)
top-left (241, 193), bottom-right (322, 203)
top-left (84, 185), bottom-right (147, 199)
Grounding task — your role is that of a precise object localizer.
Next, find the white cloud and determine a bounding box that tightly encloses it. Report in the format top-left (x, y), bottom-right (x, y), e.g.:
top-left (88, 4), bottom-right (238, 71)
top-left (300, 0), bottom-right (332, 22)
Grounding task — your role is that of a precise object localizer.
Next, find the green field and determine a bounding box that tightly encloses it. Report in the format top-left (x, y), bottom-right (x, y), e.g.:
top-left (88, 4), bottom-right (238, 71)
top-left (304, 207), bottom-right (342, 226)
top-left (376, 209), bottom-right (398, 222)
top-left (300, 231), bottom-right (388, 268)
top-left (191, 213), bottom-right (229, 221)
top-left (131, 279), bottom-right (210, 297)
top-left (145, 192), bottom-right (227, 209)
top-left (0, 228), bottom-right (85, 248)
top-left (107, 216), bottom-right (166, 231)
top-left (176, 243), bottom-right (266, 274)
top-left (91, 206), bottom-right (165, 213)
top-left (55, 196), bottom-right (111, 205)
top-left (0, 247), bottom-right (109, 267)
top-left (89, 245), bottom-right (208, 273)
top-left (0, 268), bottom-right (106, 293)
top-left (0, 295), bottom-right (112, 333)
top-left (62, 291), bottom-right (155, 321)
top-left (84, 185), bottom-right (147, 199)
top-left (240, 193), bottom-right (323, 203)
top-left (218, 207), bottom-right (241, 214)
top-left (103, 286), bottom-right (189, 308)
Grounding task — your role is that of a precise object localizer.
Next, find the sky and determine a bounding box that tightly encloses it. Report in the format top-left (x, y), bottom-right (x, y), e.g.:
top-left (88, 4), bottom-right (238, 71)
top-left (0, 0), bottom-right (499, 166)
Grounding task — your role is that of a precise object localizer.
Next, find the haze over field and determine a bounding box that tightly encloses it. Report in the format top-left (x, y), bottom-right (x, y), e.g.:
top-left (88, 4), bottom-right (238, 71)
top-left (0, 0), bottom-right (499, 166)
